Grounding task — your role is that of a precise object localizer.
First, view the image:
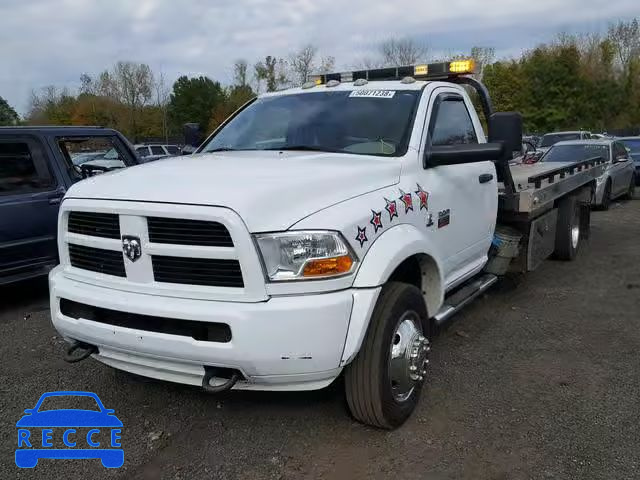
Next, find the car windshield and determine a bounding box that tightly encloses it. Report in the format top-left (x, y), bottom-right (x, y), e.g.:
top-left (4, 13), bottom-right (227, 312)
top-left (542, 144), bottom-right (609, 163)
top-left (540, 133), bottom-right (582, 148)
top-left (37, 395), bottom-right (101, 412)
top-left (200, 90), bottom-right (421, 157)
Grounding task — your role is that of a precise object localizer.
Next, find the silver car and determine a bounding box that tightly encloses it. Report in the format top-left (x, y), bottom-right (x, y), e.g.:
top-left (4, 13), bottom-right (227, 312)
top-left (541, 139), bottom-right (636, 209)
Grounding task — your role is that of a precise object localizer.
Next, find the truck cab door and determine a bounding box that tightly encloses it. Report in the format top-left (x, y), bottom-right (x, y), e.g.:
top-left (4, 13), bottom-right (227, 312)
top-left (417, 90), bottom-right (497, 289)
top-left (0, 136), bottom-right (62, 284)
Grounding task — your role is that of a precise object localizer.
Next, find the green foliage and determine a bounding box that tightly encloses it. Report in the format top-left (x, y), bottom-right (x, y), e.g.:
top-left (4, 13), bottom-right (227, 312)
top-left (484, 28), bottom-right (640, 133)
top-left (168, 76), bottom-right (225, 134)
top-left (0, 96), bottom-right (19, 125)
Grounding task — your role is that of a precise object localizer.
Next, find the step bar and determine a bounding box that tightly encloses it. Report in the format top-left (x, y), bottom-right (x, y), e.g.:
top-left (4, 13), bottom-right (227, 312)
top-left (433, 273), bottom-right (498, 325)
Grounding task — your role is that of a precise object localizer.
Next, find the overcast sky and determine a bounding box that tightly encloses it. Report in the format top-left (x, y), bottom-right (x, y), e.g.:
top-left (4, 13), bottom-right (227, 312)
top-left (0, 0), bottom-right (637, 115)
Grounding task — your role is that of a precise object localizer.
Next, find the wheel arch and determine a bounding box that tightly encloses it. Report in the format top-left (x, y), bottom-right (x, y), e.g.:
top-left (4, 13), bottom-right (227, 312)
top-left (342, 225), bottom-right (445, 366)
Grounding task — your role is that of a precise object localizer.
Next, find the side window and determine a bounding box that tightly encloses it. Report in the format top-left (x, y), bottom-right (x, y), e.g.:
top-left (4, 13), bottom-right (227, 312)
top-left (58, 136), bottom-right (128, 179)
top-left (430, 97), bottom-right (478, 146)
top-left (150, 146), bottom-right (165, 156)
top-left (166, 146), bottom-right (181, 155)
top-left (136, 147), bottom-right (150, 157)
top-left (0, 141), bottom-right (54, 195)
top-left (614, 142), bottom-right (628, 159)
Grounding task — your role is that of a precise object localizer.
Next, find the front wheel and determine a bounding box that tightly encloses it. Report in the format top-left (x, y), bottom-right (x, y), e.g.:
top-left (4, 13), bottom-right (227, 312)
top-left (344, 282), bottom-right (431, 429)
top-left (622, 176), bottom-right (636, 200)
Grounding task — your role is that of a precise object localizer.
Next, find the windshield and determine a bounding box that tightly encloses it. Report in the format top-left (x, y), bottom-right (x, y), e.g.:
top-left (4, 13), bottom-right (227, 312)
top-left (200, 90), bottom-right (421, 157)
top-left (542, 144), bottom-right (609, 163)
top-left (540, 133), bottom-right (582, 148)
top-left (37, 395), bottom-right (101, 412)
top-left (620, 139), bottom-right (640, 161)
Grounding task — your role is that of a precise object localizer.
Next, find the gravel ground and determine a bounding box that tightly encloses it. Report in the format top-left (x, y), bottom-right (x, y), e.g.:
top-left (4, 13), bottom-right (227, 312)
top-left (1, 197), bottom-right (639, 480)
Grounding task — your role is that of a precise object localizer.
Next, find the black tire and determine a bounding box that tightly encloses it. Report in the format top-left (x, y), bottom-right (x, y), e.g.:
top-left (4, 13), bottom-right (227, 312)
top-left (622, 176), bottom-right (635, 200)
top-left (344, 282), bottom-right (430, 429)
top-left (554, 194), bottom-right (581, 261)
top-left (600, 180), bottom-right (612, 210)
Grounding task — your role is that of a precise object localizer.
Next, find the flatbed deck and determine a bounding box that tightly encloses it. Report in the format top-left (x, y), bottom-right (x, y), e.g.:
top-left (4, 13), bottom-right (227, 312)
top-left (499, 157), bottom-right (606, 216)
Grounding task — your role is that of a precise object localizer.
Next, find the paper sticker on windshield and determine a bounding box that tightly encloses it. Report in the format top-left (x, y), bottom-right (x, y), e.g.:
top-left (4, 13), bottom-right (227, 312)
top-left (349, 90), bottom-right (395, 99)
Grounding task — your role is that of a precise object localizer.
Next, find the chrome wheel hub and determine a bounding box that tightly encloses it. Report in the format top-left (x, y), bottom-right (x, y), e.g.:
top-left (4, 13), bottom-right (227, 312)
top-left (571, 223), bottom-right (580, 249)
top-left (389, 312), bottom-right (430, 402)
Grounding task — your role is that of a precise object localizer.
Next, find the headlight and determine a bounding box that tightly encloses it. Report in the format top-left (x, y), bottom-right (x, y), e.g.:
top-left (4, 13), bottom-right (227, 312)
top-left (254, 231), bottom-right (356, 281)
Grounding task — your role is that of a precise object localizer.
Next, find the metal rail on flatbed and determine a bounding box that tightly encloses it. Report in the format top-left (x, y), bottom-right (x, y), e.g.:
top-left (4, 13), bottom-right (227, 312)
top-left (499, 156), bottom-right (606, 217)
top-left (526, 156), bottom-right (607, 189)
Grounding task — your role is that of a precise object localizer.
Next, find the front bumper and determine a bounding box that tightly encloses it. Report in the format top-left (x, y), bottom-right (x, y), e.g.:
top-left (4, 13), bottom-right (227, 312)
top-left (50, 267), bottom-right (365, 391)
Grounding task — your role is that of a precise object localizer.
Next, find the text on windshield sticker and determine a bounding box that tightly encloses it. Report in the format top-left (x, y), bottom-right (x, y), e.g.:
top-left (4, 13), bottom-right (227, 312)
top-left (349, 90), bottom-right (396, 99)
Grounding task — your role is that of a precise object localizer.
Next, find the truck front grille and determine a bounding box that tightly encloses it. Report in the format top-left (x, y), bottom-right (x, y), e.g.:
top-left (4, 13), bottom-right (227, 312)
top-left (60, 299), bottom-right (232, 342)
top-left (68, 244), bottom-right (125, 277)
top-left (152, 255), bottom-right (244, 287)
top-left (147, 217), bottom-right (233, 247)
top-left (68, 211), bottom-right (120, 239)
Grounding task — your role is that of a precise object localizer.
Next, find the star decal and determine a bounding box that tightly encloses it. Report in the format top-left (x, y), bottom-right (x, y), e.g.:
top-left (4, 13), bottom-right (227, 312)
top-left (384, 197), bottom-right (398, 221)
top-left (415, 184), bottom-right (429, 211)
top-left (399, 189), bottom-right (413, 214)
top-left (370, 209), bottom-right (383, 233)
top-left (355, 226), bottom-right (368, 247)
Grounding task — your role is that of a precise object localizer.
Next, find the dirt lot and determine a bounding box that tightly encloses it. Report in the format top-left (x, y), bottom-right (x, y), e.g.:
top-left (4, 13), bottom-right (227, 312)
top-left (1, 197), bottom-right (639, 480)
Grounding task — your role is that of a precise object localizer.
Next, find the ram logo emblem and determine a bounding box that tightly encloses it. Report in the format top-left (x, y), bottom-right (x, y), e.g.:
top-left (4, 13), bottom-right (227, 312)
top-left (121, 236), bottom-right (142, 262)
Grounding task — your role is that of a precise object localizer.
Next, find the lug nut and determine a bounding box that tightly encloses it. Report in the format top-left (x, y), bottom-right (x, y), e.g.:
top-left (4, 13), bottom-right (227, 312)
top-left (409, 365), bottom-right (417, 371)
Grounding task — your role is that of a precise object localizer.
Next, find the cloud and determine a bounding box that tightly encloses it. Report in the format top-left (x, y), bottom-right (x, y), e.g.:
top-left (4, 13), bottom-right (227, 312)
top-left (0, 0), bottom-right (637, 114)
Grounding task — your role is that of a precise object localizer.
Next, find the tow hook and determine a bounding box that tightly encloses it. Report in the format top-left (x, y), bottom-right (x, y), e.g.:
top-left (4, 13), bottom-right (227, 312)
top-left (202, 367), bottom-right (240, 393)
top-left (63, 341), bottom-right (98, 363)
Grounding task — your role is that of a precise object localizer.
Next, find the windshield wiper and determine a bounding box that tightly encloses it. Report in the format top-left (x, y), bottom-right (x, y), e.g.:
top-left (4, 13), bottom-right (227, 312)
top-left (205, 147), bottom-right (238, 152)
top-left (263, 145), bottom-right (338, 153)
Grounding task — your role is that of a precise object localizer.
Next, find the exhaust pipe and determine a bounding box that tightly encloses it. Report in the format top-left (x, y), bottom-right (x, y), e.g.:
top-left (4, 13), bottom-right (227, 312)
top-left (63, 341), bottom-right (98, 363)
top-left (202, 366), bottom-right (240, 393)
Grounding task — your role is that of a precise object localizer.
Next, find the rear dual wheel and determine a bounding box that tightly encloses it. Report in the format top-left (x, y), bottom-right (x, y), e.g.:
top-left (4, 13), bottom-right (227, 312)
top-left (345, 282), bottom-right (431, 429)
top-left (554, 194), bottom-right (585, 261)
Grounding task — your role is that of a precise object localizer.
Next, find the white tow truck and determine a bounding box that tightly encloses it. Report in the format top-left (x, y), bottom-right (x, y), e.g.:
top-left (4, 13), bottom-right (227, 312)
top-left (49, 60), bottom-right (605, 429)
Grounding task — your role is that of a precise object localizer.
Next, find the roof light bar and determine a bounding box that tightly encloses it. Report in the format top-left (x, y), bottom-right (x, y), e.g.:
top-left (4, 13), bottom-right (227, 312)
top-left (308, 59), bottom-right (476, 85)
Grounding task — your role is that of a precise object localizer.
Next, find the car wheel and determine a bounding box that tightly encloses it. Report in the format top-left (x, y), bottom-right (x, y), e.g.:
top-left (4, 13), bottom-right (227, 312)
top-left (554, 194), bottom-right (581, 261)
top-left (600, 180), bottom-right (612, 210)
top-left (344, 282), bottom-right (431, 429)
top-left (622, 176), bottom-right (636, 200)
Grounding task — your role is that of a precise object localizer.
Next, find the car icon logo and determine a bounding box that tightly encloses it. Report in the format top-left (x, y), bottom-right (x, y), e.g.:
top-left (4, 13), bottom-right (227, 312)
top-left (15, 391), bottom-right (123, 468)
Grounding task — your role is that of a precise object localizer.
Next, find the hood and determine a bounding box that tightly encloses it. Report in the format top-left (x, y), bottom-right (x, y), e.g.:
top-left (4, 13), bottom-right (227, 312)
top-left (67, 151), bottom-right (401, 232)
top-left (16, 410), bottom-right (123, 427)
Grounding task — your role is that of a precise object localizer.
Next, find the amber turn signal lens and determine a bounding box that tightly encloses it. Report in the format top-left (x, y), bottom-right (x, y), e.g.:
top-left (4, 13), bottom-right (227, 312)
top-left (302, 255), bottom-right (354, 277)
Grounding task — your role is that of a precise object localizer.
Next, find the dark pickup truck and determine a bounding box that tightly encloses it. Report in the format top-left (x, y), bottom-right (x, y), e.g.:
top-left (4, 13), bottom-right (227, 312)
top-left (0, 126), bottom-right (139, 286)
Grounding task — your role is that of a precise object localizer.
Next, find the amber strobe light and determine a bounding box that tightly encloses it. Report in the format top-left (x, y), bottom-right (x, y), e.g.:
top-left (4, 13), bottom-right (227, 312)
top-left (303, 255), bottom-right (354, 277)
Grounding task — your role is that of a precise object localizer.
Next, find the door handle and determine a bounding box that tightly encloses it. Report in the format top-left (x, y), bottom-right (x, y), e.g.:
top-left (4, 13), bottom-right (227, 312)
top-left (478, 173), bottom-right (494, 184)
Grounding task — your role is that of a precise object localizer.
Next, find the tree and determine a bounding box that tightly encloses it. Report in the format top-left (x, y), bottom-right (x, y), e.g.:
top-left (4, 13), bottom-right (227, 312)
top-left (608, 18), bottom-right (640, 70)
top-left (168, 75), bottom-right (225, 132)
top-left (233, 60), bottom-right (249, 87)
top-left (154, 71), bottom-right (170, 142)
top-left (379, 38), bottom-right (428, 66)
top-left (289, 45), bottom-right (317, 85)
top-left (470, 46), bottom-right (495, 80)
top-left (0, 96), bottom-right (19, 125)
top-left (254, 56), bottom-right (288, 92)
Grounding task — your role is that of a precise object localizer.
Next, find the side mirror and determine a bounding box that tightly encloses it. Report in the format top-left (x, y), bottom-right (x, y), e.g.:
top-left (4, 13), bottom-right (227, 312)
top-left (488, 112), bottom-right (523, 161)
top-left (428, 143), bottom-right (504, 166)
